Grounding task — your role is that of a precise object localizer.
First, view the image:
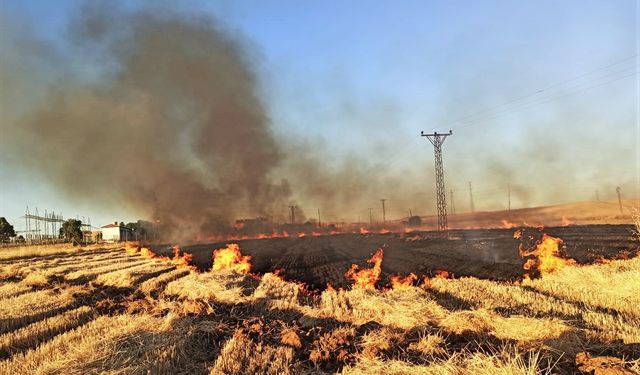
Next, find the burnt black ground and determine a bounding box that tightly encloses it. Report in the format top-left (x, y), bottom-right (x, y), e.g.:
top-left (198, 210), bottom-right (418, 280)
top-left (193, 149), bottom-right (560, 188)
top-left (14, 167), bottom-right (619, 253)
top-left (152, 224), bottom-right (637, 290)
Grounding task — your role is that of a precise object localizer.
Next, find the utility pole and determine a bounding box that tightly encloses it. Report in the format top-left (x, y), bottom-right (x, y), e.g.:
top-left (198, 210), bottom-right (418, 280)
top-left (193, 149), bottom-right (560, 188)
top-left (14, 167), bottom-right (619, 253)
top-left (421, 130), bottom-right (452, 233)
top-left (288, 205), bottom-right (297, 224)
top-left (468, 181), bottom-right (475, 213)
top-left (368, 208), bottom-right (373, 225)
top-left (507, 183), bottom-right (511, 211)
top-left (317, 208), bottom-right (321, 228)
top-left (616, 186), bottom-right (623, 213)
top-left (25, 206), bottom-right (30, 242)
top-left (380, 199), bottom-right (387, 225)
top-left (450, 190), bottom-right (455, 214)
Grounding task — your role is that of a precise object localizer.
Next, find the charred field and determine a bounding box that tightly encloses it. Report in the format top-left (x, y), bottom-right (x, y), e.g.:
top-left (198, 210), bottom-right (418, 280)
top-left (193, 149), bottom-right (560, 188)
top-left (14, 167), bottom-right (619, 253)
top-left (171, 224), bottom-right (638, 289)
top-left (0, 224), bottom-right (639, 374)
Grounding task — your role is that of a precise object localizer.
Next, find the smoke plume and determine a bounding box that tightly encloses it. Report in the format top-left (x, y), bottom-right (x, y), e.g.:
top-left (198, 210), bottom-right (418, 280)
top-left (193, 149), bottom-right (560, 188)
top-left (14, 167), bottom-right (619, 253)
top-left (2, 5), bottom-right (292, 239)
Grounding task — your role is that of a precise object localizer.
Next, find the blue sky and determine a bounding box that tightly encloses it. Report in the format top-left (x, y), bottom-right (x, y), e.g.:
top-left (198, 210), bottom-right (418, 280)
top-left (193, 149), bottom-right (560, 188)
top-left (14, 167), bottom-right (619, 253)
top-left (1, 0), bottom-right (638, 229)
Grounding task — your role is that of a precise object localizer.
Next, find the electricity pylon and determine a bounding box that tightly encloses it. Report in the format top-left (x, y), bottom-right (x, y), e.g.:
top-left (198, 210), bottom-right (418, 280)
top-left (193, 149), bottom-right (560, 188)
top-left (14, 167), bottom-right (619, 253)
top-left (421, 130), bottom-right (452, 233)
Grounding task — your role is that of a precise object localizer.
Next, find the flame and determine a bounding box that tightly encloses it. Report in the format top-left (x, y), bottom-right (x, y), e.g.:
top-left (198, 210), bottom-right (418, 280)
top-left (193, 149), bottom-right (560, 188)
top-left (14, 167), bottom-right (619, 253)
top-left (297, 232), bottom-right (306, 238)
top-left (379, 229), bottom-right (391, 234)
top-left (206, 230), bottom-right (292, 242)
top-left (522, 220), bottom-right (544, 230)
top-left (359, 227), bottom-right (370, 235)
top-left (140, 247), bottom-right (157, 259)
top-left (171, 246), bottom-right (196, 271)
top-left (272, 268), bottom-right (285, 280)
top-left (125, 242), bottom-right (140, 255)
top-left (561, 216), bottom-right (573, 226)
top-left (501, 219), bottom-right (515, 229)
top-left (345, 249), bottom-right (384, 289)
top-left (420, 276), bottom-right (431, 289)
top-left (125, 244), bottom-right (197, 272)
top-left (390, 273), bottom-right (417, 289)
top-left (513, 230), bottom-right (523, 239)
top-left (518, 233), bottom-right (575, 277)
top-left (211, 243), bottom-right (251, 274)
top-left (312, 231), bottom-right (322, 236)
top-left (434, 270), bottom-right (450, 279)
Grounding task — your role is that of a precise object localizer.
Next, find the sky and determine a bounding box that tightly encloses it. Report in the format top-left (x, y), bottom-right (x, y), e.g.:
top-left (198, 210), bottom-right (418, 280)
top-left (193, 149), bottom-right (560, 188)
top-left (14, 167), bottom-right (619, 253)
top-left (0, 0), bottom-right (638, 232)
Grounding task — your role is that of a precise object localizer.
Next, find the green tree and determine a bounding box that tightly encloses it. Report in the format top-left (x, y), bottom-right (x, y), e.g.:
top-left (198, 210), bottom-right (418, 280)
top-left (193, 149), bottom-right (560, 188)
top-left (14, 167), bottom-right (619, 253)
top-left (0, 217), bottom-right (16, 242)
top-left (60, 219), bottom-right (83, 244)
top-left (125, 221), bottom-right (148, 238)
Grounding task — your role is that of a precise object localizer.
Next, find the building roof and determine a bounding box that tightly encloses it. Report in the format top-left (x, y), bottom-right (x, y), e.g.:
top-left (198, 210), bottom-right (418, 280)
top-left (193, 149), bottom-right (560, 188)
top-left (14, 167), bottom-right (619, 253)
top-left (101, 224), bottom-right (120, 229)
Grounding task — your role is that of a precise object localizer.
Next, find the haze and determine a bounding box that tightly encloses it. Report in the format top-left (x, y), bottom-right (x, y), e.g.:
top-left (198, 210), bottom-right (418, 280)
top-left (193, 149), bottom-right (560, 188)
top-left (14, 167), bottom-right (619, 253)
top-left (0, 0), bottom-right (638, 236)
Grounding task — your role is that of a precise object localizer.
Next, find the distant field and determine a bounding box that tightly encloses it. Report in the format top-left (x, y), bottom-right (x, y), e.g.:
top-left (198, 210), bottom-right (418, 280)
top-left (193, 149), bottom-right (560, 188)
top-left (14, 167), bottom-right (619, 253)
top-left (0, 229), bottom-right (638, 374)
top-left (411, 199), bottom-right (640, 230)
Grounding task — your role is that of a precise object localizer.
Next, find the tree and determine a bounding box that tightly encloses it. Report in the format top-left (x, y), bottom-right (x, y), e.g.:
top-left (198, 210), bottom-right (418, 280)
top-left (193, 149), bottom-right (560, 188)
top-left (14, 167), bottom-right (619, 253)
top-left (60, 219), bottom-right (83, 244)
top-left (0, 217), bottom-right (16, 242)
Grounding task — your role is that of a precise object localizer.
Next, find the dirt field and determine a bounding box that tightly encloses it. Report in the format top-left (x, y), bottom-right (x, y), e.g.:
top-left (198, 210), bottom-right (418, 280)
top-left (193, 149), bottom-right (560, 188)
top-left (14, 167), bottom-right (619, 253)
top-left (0, 223), bottom-right (638, 374)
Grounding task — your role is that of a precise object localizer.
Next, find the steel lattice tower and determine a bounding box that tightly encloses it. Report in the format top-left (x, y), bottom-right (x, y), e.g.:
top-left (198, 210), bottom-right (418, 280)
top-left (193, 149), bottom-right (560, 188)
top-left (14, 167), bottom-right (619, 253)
top-left (421, 130), bottom-right (452, 233)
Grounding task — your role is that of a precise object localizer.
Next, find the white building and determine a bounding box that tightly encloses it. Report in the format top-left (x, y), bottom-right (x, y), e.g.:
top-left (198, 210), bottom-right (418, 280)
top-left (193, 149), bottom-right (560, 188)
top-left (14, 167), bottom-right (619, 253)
top-left (101, 223), bottom-right (133, 242)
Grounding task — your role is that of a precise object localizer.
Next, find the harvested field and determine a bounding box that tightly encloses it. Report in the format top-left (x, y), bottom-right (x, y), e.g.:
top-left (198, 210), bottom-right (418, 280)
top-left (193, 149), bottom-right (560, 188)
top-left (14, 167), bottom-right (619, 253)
top-left (178, 224), bottom-right (638, 288)
top-left (0, 225), bottom-right (638, 374)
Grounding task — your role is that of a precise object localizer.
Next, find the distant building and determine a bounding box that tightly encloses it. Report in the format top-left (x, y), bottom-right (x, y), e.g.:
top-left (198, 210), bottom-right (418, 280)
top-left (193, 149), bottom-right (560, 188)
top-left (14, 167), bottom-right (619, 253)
top-left (101, 223), bottom-right (133, 242)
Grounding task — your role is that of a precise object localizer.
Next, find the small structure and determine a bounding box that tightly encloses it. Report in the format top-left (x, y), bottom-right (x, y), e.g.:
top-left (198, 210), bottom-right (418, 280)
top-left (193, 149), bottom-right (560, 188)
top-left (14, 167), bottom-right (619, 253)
top-left (101, 223), bottom-right (133, 242)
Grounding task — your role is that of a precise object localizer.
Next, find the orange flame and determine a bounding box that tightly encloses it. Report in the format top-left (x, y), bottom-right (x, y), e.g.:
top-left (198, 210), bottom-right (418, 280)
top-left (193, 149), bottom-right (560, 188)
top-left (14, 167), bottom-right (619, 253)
top-left (421, 276), bottom-right (431, 289)
top-left (379, 229), bottom-right (391, 234)
top-left (140, 247), bottom-right (157, 259)
top-left (211, 243), bottom-right (251, 274)
top-left (359, 227), bottom-right (370, 235)
top-left (125, 244), bottom-right (196, 272)
top-left (345, 249), bottom-right (383, 289)
top-left (513, 230), bottom-right (523, 239)
top-left (297, 232), bottom-right (306, 238)
top-left (171, 246), bottom-right (196, 271)
top-left (561, 216), bottom-right (573, 226)
top-left (125, 242), bottom-right (140, 255)
top-left (501, 220), bottom-right (515, 229)
top-left (390, 273), bottom-right (417, 289)
top-left (434, 270), bottom-right (450, 279)
top-left (519, 233), bottom-right (575, 278)
top-left (272, 268), bottom-right (286, 280)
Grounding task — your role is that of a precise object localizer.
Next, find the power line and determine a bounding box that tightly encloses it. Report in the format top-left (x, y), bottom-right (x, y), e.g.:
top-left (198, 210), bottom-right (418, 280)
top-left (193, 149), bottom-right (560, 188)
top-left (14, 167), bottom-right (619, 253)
top-left (449, 67), bottom-right (638, 131)
top-left (375, 56), bottom-right (638, 173)
top-left (437, 55), bottom-right (637, 130)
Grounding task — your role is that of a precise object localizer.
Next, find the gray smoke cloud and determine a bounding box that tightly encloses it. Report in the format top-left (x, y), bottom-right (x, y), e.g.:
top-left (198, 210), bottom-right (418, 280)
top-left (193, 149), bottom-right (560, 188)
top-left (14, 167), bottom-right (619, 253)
top-left (2, 5), bottom-right (293, 239)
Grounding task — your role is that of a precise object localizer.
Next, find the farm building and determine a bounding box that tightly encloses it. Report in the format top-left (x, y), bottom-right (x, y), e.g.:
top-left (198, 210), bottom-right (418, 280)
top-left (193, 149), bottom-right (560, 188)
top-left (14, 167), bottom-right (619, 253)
top-left (100, 223), bottom-right (134, 242)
